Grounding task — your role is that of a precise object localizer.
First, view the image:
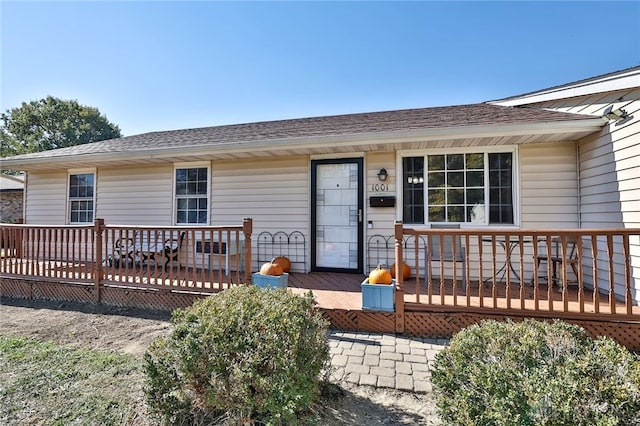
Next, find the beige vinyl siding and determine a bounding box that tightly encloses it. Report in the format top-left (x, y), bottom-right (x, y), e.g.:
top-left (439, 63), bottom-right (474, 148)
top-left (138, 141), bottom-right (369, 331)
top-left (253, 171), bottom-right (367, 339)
top-left (364, 152), bottom-right (397, 271)
top-left (366, 151), bottom-right (396, 238)
top-left (25, 171), bottom-right (67, 224)
top-left (519, 142), bottom-right (579, 228)
top-left (97, 165), bottom-right (174, 225)
top-left (579, 99), bottom-right (640, 302)
top-left (533, 88), bottom-right (640, 302)
top-left (23, 171), bottom-right (94, 261)
top-left (211, 156), bottom-right (309, 272)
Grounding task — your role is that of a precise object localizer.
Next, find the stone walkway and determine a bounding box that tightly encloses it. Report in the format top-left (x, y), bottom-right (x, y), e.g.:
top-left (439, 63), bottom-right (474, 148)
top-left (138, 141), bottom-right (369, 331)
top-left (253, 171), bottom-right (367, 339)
top-left (327, 330), bottom-right (449, 393)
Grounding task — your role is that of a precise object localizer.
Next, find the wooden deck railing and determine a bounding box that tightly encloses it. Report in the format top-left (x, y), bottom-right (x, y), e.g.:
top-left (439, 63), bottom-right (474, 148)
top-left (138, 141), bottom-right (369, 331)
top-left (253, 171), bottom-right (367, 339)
top-left (1, 218), bottom-right (253, 299)
top-left (1, 223), bottom-right (95, 282)
top-left (3, 218), bottom-right (639, 322)
top-left (393, 221), bottom-right (640, 320)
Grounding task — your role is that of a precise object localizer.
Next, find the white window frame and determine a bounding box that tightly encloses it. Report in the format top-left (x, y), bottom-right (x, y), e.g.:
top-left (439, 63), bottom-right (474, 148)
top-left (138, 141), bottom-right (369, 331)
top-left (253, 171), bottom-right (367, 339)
top-left (173, 162), bottom-right (211, 225)
top-left (396, 147), bottom-right (520, 228)
top-left (67, 169), bottom-right (96, 224)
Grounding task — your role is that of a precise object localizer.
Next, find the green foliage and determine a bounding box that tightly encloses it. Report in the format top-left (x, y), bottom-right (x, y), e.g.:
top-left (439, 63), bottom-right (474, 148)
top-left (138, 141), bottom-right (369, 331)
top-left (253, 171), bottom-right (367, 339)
top-left (431, 319), bottom-right (640, 426)
top-left (0, 128), bottom-right (22, 159)
top-left (0, 335), bottom-right (145, 425)
top-left (144, 285), bottom-right (330, 425)
top-left (0, 96), bottom-right (121, 157)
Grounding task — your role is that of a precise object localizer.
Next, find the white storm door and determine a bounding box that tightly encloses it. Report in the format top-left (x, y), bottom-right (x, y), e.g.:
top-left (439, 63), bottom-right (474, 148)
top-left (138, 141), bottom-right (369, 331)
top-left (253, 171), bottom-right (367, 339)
top-left (311, 159), bottom-right (363, 273)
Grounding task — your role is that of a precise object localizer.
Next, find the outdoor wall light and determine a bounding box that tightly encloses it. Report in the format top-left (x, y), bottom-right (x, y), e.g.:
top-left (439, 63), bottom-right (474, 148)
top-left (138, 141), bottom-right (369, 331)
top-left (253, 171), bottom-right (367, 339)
top-left (603, 105), bottom-right (629, 122)
top-left (377, 168), bottom-right (388, 181)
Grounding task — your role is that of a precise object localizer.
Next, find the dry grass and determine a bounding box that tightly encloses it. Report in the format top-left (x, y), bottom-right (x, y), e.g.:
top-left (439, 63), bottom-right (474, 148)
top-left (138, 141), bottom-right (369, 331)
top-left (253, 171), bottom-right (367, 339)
top-left (0, 336), bottom-right (151, 425)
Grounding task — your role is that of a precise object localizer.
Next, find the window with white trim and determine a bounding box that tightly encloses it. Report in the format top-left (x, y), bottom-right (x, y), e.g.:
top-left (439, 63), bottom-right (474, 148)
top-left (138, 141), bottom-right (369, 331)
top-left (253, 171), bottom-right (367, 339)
top-left (68, 173), bottom-right (94, 223)
top-left (175, 167), bottom-right (208, 224)
top-left (402, 151), bottom-right (514, 225)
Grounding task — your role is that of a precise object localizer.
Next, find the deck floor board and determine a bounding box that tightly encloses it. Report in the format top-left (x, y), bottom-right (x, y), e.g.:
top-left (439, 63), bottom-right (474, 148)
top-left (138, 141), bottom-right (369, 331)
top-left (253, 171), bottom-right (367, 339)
top-left (286, 271), bottom-right (640, 316)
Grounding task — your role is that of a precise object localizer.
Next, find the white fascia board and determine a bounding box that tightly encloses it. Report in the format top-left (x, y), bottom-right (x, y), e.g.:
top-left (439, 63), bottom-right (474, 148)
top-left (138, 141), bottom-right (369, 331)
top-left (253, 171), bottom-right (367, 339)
top-left (491, 69), bottom-right (640, 107)
top-left (2, 118), bottom-right (605, 168)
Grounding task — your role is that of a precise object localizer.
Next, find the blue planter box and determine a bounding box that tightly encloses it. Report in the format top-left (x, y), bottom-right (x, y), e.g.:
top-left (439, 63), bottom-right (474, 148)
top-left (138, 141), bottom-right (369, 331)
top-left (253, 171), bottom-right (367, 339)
top-left (361, 279), bottom-right (395, 312)
top-left (252, 272), bottom-right (288, 289)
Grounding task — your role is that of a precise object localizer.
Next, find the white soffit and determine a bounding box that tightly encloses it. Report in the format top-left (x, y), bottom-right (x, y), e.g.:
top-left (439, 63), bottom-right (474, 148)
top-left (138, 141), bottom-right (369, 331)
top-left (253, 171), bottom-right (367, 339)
top-left (491, 68), bottom-right (640, 107)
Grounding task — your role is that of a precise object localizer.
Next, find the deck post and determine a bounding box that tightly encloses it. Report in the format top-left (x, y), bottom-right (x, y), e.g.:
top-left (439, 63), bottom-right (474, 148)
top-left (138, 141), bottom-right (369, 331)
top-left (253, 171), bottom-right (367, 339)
top-left (94, 218), bottom-right (104, 303)
top-left (15, 218), bottom-right (23, 258)
top-left (394, 220), bottom-right (405, 333)
top-left (243, 217), bottom-right (253, 284)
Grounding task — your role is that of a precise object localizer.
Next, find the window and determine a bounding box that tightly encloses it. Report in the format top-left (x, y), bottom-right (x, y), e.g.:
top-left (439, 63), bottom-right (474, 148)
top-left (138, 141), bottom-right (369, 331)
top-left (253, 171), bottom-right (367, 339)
top-left (175, 167), bottom-right (208, 224)
top-left (402, 152), bottom-right (514, 225)
top-left (68, 173), bottom-right (94, 223)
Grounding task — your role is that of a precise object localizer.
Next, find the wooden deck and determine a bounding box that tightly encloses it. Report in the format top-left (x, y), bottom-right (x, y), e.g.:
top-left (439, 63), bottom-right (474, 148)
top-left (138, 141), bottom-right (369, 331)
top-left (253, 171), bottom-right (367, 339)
top-left (283, 271), bottom-right (640, 350)
top-left (287, 272), bottom-right (364, 310)
top-left (4, 261), bottom-right (638, 317)
top-left (286, 271), bottom-right (640, 317)
top-left (3, 219), bottom-right (640, 350)
top-left (4, 265), bottom-right (640, 349)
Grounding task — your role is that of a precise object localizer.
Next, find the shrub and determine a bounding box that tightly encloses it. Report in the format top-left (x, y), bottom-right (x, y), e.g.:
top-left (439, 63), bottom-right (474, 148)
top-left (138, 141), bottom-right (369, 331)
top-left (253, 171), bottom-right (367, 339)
top-left (144, 285), bottom-right (330, 425)
top-left (431, 319), bottom-right (640, 426)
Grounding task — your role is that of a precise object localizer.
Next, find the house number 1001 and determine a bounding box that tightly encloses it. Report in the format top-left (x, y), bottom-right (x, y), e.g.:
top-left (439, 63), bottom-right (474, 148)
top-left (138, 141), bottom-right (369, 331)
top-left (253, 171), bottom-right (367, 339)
top-left (371, 183), bottom-right (389, 192)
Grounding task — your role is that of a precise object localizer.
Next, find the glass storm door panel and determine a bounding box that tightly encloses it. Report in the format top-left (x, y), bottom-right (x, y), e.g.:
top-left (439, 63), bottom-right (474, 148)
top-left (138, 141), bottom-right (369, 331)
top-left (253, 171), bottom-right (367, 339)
top-left (311, 159), bottom-right (363, 273)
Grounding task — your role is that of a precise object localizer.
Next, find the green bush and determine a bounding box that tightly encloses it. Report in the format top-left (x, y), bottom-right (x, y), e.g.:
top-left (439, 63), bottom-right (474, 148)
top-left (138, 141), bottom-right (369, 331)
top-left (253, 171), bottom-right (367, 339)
top-left (144, 285), bottom-right (330, 425)
top-left (431, 319), bottom-right (640, 426)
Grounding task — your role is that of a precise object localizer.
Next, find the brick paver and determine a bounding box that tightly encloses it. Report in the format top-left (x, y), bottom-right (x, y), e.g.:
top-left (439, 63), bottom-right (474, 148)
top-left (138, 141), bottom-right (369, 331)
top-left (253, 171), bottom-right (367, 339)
top-left (327, 329), bottom-right (449, 393)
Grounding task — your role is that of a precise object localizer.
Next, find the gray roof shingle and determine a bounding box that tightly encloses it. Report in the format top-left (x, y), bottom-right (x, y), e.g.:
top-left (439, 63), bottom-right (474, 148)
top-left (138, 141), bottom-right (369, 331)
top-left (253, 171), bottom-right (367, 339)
top-left (2, 103), bottom-right (598, 161)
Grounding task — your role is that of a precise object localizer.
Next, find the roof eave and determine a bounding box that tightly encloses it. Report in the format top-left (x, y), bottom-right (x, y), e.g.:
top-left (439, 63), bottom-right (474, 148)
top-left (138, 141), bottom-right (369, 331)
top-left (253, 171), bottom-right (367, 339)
top-left (0, 118), bottom-right (605, 170)
top-left (490, 68), bottom-right (640, 106)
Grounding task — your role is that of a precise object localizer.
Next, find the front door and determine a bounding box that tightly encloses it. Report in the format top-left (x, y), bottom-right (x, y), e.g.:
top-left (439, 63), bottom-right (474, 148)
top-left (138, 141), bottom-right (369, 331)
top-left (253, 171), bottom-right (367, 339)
top-left (311, 158), bottom-right (363, 273)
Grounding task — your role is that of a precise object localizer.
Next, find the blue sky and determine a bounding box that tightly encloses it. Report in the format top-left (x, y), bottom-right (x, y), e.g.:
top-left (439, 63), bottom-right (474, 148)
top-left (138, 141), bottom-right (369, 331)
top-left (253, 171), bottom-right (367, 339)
top-left (2, 1), bottom-right (639, 137)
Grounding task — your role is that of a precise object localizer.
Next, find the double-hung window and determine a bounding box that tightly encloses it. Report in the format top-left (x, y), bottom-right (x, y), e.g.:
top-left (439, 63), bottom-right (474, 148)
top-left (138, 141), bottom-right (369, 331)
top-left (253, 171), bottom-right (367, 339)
top-left (175, 166), bottom-right (209, 224)
top-left (402, 151), bottom-right (514, 225)
top-left (68, 172), bottom-right (95, 224)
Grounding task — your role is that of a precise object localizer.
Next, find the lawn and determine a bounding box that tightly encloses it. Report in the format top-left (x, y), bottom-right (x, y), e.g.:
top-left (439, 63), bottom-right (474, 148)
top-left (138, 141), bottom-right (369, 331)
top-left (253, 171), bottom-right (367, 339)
top-left (0, 300), bottom-right (440, 425)
top-left (0, 335), bottom-right (150, 425)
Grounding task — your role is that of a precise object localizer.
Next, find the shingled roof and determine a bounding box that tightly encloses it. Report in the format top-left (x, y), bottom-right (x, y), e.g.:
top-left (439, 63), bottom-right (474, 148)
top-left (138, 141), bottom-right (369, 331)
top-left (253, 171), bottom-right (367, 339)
top-left (2, 103), bottom-right (601, 163)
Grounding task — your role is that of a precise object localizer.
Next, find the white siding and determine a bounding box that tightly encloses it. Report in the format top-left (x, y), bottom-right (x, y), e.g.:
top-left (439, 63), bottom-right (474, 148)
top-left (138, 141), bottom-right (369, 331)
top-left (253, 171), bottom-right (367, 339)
top-left (366, 151), bottom-right (396, 238)
top-left (533, 88), bottom-right (640, 301)
top-left (211, 156), bottom-right (309, 229)
top-left (364, 152), bottom-right (397, 271)
top-left (211, 156), bottom-right (310, 271)
top-left (97, 165), bottom-right (174, 225)
top-left (25, 171), bottom-right (67, 224)
top-left (520, 142), bottom-right (579, 228)
top-left (25, 166), bottom-right (177, 226)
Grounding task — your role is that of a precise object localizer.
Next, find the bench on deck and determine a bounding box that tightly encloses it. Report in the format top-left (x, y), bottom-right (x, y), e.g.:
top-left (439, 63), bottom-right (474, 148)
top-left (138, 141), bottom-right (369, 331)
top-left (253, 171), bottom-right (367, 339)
top-left (110, 230), bottom-right (185, 270)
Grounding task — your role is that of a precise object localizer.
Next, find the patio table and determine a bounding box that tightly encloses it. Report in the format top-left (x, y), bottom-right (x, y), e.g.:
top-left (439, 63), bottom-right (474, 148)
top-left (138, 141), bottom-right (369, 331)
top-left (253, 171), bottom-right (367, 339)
top-left (482, 236), bottom-right (532, 283)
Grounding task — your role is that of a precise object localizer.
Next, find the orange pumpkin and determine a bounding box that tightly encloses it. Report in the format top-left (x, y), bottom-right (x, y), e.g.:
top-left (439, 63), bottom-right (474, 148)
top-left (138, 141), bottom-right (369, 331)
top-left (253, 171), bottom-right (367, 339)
top-left (390, 262), bottom-right (411, 280)
top-left (368, 264), bottom-right (393, 285)
top-left (259, 261), bottom-right (283, 276)
top-left (271, 256), bottom-right (291, 273)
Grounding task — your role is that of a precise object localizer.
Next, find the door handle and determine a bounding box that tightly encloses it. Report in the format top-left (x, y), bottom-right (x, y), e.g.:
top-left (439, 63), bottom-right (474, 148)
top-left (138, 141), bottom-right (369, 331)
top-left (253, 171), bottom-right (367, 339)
top-left (358, 209), bottom-right (363, 223)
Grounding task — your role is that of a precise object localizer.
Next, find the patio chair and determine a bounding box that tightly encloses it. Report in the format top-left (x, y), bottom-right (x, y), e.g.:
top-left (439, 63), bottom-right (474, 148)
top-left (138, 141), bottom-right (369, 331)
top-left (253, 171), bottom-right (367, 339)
top-left (427, 224), bottom-right (466, 290)
top-left (533, 236), bottom-right (579, 287)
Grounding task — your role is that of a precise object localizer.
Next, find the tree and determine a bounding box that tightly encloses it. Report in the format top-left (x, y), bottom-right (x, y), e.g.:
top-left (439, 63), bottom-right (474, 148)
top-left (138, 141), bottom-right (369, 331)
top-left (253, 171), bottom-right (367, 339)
top-left (0, 96), bottom-right (121, 157)
top-left (0, 128), bottom-right (22, 158)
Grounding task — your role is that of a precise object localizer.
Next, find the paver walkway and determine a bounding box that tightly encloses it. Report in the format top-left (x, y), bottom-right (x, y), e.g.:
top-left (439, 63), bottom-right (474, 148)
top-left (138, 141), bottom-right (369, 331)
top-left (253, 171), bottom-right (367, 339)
top-left (327, 330), bottom-right (449, 393)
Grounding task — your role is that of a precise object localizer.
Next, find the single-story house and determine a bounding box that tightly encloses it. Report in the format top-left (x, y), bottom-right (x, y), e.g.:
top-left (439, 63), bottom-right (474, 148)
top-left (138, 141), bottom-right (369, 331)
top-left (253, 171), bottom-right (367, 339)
top-left (1, 66), bottom-right (638, 302)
